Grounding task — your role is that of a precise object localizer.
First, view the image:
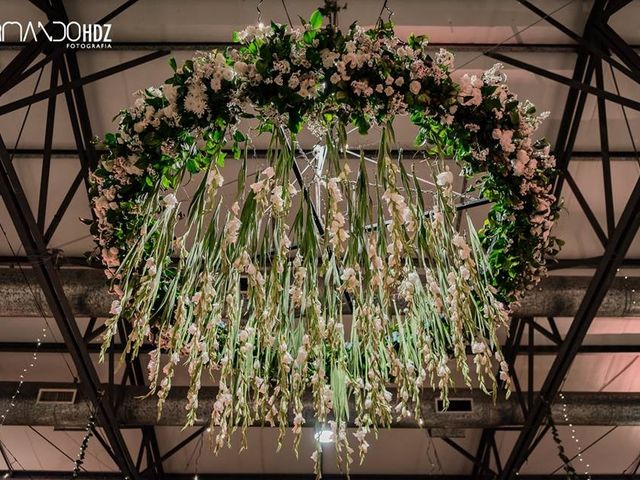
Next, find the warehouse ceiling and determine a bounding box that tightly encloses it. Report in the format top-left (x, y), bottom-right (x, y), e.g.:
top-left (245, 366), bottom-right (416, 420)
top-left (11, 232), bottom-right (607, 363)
top-left (0, 0), bottom-right (639, 478)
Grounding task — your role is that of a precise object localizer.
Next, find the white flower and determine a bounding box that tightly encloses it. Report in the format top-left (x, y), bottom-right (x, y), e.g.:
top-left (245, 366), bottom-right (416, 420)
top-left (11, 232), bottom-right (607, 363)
top-left (341, 267), bottom-right (358, 292)
top-left (251, 179), bottom-right (268, 195)
top-left (191, 291), bottom-right (202, 304)
top-left (221, 67), bottom-right (234, 81)
top-left (163, 193), bottom-right (178, 208)
top-left (238, 330), bottom-right (249, 343)
top-left (102, 247), bottom-right (120, 268)
top-left (471, 341), bottom-right (486, 354)
top-left (409, 80), bottom-right (421, 95)
top-left (435, 48), bottom-right (455, 68)
top-left (133, 121), bottom-right (147, 133)
top-left (493, 128), bottom-right (515, 153)
top-left (288, 74), bottom-right (300, 89)
top-left (453, 234), bottom-right (471, 260)
top-left (109, 300), bottom-right (122, 315)
top-left (162, 83), bottom-right (178, 104)
top-left (225, 217), bottom-right (241, 244)
top-left (262, 166), bottom-right (275, 179)
top-left (233, 61), bottom-right (248, 75)
top-left (326, 178), bottom-right (342, 200)
top-left (183, 84), bottom-right (207, 116)
top-left (270, 185), bottom-right (284, 212)
top-left (458, 74), bottom-right (483, 106)
top-left (292, 412), bottom-right (305, 434)
top-left (436, 171), bottom-right (453, 186)
top-left (460, 266), bottom-right (470, 280)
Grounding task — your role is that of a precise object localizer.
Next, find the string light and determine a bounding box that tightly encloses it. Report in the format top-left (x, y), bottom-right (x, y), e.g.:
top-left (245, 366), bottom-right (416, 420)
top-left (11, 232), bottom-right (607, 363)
top-left (0, 221), bottom-right (76, 432)
top-left (0, 327), bottom-right (47, 427)
top-left (72, 414), bottom-right (96, 478)
top-left (559, 391), bottom-right (591, 479)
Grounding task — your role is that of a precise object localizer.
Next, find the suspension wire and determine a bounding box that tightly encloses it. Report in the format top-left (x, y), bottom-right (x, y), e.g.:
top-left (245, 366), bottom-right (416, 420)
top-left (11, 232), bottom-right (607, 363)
top-left (608, 63), bottom-right (640, 169)
top-left (0, 440), bottom-right (32, 479)
top-left (623, 449), bottom-right (640, 474)
top-left (0, 221), bottom-right (78, 381)
top-left (5, 64), bottom-right (46, 261)
top-left (256, 0), bottom-right (264, 25)
top-left (184, 431), bottom-right (204, 471)
top-left (376, 0), bottom-right (387, 26)
top-left (599, 356), bottom-right (639, 392)
top-left (549, 426), bottom-right (617, 475)
top-left (454, 0), bottom-right (577, 72)
top-left (28, 426), bottom-right (87, 472)
top-left (61, 429), bottom-right (114, 472)
top-left (10, 65), bottom-right (45, 163)
top-left (376, 0), bottom-right (395, 27)
top-left (281, 0), bottom-right (293, 26)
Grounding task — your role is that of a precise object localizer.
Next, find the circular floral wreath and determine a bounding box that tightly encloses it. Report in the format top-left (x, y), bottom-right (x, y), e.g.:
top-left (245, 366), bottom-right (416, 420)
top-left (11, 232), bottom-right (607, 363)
top-left (90, 11), bottom-right (560, 468)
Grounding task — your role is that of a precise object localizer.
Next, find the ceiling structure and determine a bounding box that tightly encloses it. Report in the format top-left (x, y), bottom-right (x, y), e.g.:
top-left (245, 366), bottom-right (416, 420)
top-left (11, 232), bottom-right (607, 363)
top-left (0, 0), bottom-right (639, 479)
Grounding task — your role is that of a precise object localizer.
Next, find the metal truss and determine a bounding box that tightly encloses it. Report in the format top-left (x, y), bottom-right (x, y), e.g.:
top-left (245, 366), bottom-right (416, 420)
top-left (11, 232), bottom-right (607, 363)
top-left (1, 41), bottom-right (639, 53)
top-left (2, 473), bottom-right (640, 480)
top-left (463, 1), bottom-right (640, 478)
top-left (0, 0), bottom-right (639, 478)
top-left (0, 1), bottom-right (168, 478)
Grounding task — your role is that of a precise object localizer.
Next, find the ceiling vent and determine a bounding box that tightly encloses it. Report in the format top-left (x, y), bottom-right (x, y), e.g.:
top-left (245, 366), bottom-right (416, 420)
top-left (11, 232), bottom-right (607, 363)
top-left (436, 398), bottom-right (473, 413)
top-left (36, 388), bottom-right (77, 404)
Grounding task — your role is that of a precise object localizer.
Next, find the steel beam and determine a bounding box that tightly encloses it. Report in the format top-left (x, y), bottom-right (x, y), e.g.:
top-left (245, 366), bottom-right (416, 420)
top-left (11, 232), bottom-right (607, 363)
top-left (4, 473), bottom-right (637, 480)
top-left (1, 382), bottom-right (639, 429)
top-left (5, 147), bottom-right (640, 161)
top-left (1, 269), bottom-right (639, 318)
top-left (2, 339), bottom-right (640, 355)
top-left (499, 177), bottom-right (640, 478)
top-left (0, 138), bottom-right (139, 480)
top-left (497, 1), bottom-right (640, 475)
top-left (0, 50), bottom-right (168, 117)
top-left (2, 41), bottom-right (639, 53)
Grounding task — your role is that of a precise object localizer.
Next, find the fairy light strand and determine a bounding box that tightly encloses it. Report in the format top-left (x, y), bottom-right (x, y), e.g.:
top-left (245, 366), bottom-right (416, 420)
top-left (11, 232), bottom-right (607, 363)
top-left (559, 392), bottom-right (591, 479)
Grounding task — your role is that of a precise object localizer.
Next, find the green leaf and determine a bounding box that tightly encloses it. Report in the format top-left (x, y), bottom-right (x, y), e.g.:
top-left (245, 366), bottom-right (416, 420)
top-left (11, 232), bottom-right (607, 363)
top-left (310, 10), bottom-right (323, 30)
top-left (303, 30), bottom-right (317, 45)
top-left (168, 57), bottom-right (177, 72)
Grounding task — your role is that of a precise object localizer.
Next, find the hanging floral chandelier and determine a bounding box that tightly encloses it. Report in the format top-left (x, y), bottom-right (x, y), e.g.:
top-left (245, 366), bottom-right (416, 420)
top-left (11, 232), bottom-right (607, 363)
top-left (89, 8), bottom-right (560, 471)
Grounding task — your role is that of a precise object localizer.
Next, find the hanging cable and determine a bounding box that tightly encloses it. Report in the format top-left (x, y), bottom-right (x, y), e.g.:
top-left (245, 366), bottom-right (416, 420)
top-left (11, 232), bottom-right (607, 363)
top-left (9, 65), bottom-right (45, 163)
top-left (0, 441), bottom-right (31, 478)
top-left (608, 63), bottom-right (640, 169)
top-left (281, 0), bottom-right (293, 26)
top-left (256, 0), bottom-right (264, 25)
top-left (454, 0), bottom-right (577, 72)
top-left (0, 221), bottom-right (77, 381)
top-left (27, 426), bottom-right (86, 472)
top-left (376, 0), bottom-right (394, 26)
